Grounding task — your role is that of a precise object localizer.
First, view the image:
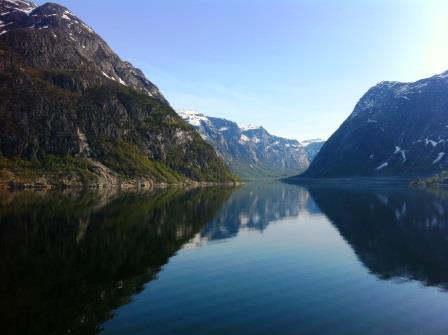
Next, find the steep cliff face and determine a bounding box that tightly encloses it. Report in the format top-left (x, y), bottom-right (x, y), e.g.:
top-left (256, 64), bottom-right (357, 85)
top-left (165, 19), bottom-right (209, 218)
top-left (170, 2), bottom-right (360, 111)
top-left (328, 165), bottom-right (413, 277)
top-left (178, 110), bottom-right (309, 180)
top-left (302, 71), bottom-right (448, 178)
top-left (0, 0), bottom-right (235, 187)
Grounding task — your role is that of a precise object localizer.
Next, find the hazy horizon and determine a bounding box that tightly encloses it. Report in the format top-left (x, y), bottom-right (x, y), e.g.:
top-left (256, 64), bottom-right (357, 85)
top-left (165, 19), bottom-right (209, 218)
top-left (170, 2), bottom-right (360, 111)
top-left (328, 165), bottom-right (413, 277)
top-left (36, 0), bottom-right (448, 141)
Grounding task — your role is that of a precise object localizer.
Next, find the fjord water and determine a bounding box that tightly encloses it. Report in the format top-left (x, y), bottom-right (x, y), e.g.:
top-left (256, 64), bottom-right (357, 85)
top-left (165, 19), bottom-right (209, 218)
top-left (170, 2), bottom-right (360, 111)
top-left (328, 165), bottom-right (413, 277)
top-left (2, 184), bottom-right (448, 334)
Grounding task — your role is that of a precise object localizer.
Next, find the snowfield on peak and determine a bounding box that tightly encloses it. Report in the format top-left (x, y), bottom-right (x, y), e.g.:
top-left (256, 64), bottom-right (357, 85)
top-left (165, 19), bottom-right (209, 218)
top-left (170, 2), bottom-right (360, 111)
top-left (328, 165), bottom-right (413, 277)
top-left (177, 110), bottom-right (311, 180)
top-left (241, 124), bottom-right (262, 131)
top-left (302, 67), bottom-right (448, 178)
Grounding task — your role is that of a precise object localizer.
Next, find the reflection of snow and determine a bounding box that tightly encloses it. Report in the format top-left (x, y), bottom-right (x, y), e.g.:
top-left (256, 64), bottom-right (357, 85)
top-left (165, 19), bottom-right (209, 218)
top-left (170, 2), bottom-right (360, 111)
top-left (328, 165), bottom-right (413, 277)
top-left (376, 162), bottom-right (388, 170)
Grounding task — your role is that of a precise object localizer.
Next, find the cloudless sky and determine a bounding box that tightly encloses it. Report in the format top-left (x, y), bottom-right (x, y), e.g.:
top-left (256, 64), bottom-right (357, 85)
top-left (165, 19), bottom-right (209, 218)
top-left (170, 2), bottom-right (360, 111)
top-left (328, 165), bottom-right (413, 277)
top-left (37, 0), bottom-right (448, 140)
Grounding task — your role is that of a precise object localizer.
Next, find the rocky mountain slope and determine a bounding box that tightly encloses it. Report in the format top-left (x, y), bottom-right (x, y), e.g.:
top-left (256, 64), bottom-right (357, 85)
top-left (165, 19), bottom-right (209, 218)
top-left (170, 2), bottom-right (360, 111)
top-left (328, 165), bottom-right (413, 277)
top-left (178, 110), bottom-right (309, 179)
top-left (302, 71), bottom-right (448, 178)
top-left (301, 139), bottom-right (325, 161)
top-left (0, 0), bottom-right (235, 187)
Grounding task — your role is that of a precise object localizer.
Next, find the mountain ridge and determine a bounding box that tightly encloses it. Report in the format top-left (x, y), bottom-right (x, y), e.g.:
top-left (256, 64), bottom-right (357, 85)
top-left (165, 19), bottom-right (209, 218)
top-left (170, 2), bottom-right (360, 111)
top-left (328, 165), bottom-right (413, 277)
top-left (0, 0), bottom-right (236, 188)
top-left (178, 110), bottom-right (311, 180)
top-left (301, 70), bottom-right (448, 178)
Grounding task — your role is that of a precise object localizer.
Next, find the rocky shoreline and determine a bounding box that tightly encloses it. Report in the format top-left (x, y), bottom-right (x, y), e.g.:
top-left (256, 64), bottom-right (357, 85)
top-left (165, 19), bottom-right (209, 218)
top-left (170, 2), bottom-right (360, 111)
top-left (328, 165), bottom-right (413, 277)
top-left (0, 175), bottom-right (241, 191)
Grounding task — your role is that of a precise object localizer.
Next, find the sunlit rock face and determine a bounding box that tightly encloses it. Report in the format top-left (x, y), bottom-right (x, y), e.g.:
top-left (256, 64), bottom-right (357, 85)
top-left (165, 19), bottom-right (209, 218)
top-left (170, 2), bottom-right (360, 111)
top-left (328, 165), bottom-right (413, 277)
top-left (178, 110), bottom-right (310, 180)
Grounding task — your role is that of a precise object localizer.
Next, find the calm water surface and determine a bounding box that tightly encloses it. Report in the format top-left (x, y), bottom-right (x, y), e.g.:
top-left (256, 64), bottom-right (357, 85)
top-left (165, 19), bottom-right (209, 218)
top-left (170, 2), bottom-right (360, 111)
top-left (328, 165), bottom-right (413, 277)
top-left (2, 182), bottom-right (448, 334)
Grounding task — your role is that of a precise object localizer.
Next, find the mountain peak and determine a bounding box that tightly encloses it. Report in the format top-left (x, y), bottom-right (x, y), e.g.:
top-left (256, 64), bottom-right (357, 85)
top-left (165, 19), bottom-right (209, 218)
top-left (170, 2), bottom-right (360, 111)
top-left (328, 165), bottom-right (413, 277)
top-left (177, 109), bottom-right (204, 117)
top-left (0, 0), bottom-right (165, 99)
top-left (436, 70), bottom-right (448, 80)
top-left (0, 0), bottom-right (235, 186)
top-left (303, 68), bottom-right (448, 178)
top-left (178, 110), bottom-right (311, 179)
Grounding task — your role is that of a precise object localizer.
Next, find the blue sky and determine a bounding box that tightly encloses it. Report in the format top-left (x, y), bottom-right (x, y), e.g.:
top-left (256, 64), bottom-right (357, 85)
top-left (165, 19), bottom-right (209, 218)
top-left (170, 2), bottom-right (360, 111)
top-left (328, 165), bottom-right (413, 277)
top-left (37, 0), bottom-right (448, 140)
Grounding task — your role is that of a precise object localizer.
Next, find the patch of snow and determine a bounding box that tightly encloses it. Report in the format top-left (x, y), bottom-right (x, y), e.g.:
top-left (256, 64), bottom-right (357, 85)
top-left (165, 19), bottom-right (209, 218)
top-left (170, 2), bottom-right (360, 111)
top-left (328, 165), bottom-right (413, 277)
top-left (393, 84), bottom-right (411, 97)
top-left (0, 21), bottom-right (13, 28)
top-left (81, 22), bottom-right (93, 33)
top-left (240, 134), bottom-right (250, 142)
top-left (219, 127), bottom-right (229, 131)
top-left (4, 0), bottom-right (36, 14)
top-left (393, 146), bottom-right (406, 163)
top-left (433, 152), bottom-right (445, 164)
top-left (101, 71), bottom-right (116, 81)
top-left (425, 138), bottom-right (438, 147)
top-left (376, 162), bottom-right (389, 170)
top-left (400, 151), bottom-right (406, 162)
top-left (414, 81), bottom-right (428, 90)
top-left (350, 107), bottom-right (368, 119)
top-left (367, 118), bottom-right (377, 123)
top-left (177, 110), bottom-right (210, 127)
top-left (239, 214), bottom-right (249, 226)
top-left (241, 124), bottom-right (261, 131)
top-left (144, 89), bottom-right (154, 97)
top-left (117, 76), bottom-right (127, 86)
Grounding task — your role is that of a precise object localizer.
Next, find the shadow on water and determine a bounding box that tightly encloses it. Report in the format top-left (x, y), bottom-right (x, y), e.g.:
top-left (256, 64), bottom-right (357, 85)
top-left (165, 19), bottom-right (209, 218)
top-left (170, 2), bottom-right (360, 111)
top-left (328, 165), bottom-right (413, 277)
top-left (0, 187), bottom-right (233, 335)
top-left (3, 182), bottom-right (448, 334)
top-left (307, 184), bottom-right (448, 289)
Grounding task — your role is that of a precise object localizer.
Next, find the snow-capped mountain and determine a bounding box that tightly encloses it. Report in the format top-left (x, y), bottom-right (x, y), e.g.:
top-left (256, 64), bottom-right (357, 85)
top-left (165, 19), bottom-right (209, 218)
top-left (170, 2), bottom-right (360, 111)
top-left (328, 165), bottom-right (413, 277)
top-left (0, 0), bottom-right (235, 186)
top-left (302, 71), bottom-right (448, 178)
top-left (178, 110), bottom-right (310, 179)
top-left (301, 139), bottom-right (325, 161)
top-left (0, 0), bottom-right (164, 99)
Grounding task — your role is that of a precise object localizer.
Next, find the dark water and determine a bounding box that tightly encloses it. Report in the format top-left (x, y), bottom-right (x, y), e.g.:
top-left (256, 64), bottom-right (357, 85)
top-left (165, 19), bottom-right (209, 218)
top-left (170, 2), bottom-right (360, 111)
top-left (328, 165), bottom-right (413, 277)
top-left (2, 183), bottom-right (448, 334)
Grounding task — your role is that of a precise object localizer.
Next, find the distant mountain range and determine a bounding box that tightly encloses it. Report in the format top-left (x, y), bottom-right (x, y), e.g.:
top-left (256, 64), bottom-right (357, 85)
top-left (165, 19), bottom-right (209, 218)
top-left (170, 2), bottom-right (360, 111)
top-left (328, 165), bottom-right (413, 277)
top-left (302, 71), bottom-right (448, 178)
top-left (0, 0), bottom-right (235, 187)
top-left (178, 110), bottom-right (321, 180)
top-left (301, 139), bottom-right (325, 162)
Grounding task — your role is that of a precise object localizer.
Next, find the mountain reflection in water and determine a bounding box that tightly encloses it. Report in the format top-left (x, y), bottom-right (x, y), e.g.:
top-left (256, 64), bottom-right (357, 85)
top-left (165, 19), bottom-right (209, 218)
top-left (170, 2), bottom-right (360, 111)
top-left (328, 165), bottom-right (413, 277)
top-left (0, 187), bottom-right (232, 335)
top-left (308, 185), bottom-right (448, 288)
top-left (2, 182), bottom-right (448, 335)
